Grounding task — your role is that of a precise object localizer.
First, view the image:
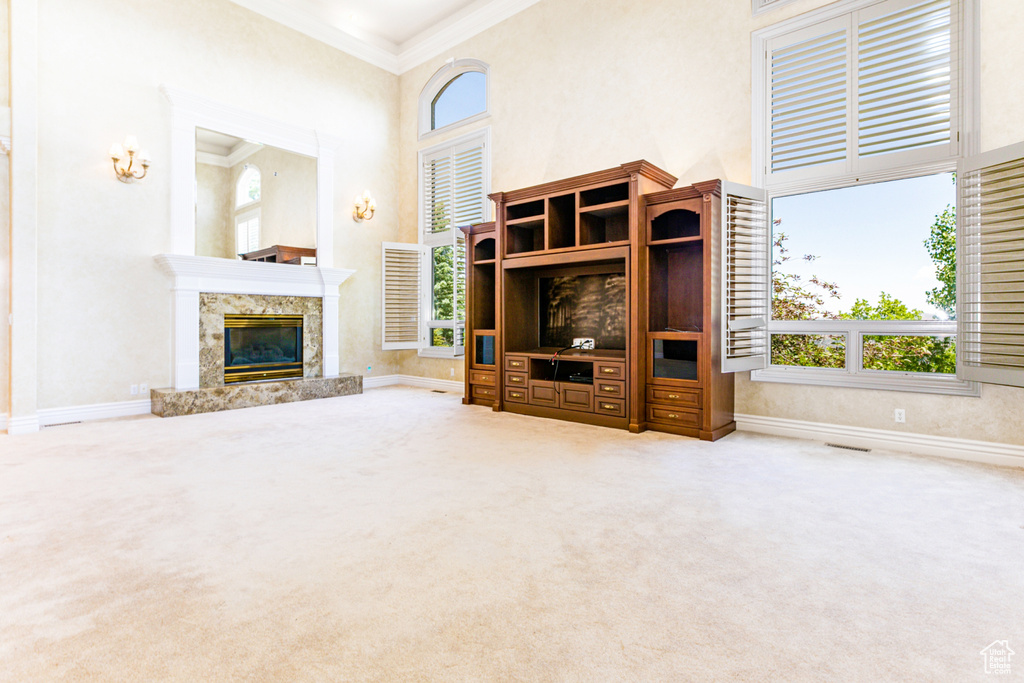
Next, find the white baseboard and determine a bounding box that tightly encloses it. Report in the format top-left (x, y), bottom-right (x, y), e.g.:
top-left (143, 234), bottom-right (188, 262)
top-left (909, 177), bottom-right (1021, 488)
top-left (736, 413), bottom-right (1024, 469)
top-left (364, 374), bottom-right (464, 394)
top-left (38, 399), bottom-right (154, 427)
top-left (6, 414), bottom-right (39, 434)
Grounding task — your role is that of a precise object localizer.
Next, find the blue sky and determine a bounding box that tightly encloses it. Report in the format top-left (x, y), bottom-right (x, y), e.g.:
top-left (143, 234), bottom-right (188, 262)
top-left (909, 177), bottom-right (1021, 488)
top-left (772, 172), bottom-right (956, 320)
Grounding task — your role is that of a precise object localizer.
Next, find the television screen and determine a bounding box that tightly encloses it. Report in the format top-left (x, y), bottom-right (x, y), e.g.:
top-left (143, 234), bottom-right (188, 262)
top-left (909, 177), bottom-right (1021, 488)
top-left (539, 273), bottom-right (626, 349)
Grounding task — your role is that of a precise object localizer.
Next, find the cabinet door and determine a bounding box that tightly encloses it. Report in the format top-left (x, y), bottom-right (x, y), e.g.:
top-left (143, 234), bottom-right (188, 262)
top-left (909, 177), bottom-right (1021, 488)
top-left (559, 384), bottom-right (594, 412)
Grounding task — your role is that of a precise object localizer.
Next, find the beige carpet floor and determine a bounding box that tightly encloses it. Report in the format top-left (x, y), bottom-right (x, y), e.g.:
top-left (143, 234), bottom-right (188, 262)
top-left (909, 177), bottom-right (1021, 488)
top-left (1, 386), bottom-right (1022, 681)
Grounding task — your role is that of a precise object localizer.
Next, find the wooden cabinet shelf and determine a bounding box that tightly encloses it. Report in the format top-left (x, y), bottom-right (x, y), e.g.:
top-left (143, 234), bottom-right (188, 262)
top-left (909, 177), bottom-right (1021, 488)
top-left (466, 161), bottom-right (738, 441)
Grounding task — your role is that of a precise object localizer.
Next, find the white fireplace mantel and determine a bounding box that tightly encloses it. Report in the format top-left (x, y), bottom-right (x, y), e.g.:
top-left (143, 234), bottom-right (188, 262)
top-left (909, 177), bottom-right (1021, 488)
top-left (155, 254), bottom-right (355, 390)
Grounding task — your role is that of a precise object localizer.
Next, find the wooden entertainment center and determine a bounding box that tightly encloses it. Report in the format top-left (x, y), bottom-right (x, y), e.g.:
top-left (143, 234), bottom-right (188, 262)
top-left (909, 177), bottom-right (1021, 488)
top-left (462, 161), bottom-right (760, 441)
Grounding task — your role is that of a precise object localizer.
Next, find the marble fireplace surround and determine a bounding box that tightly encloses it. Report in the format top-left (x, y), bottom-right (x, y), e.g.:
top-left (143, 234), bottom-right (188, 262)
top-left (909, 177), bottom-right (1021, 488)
top-left (200, 294), bottom-right (322, 387)
top-left (155, 255), bottom-right (355, 390)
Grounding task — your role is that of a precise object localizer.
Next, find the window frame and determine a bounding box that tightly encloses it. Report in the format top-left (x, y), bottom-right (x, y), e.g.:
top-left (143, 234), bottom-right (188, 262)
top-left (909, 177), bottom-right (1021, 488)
top-left (416, 127), bottom-right (490, 359)
top-left (750, 0), bottom-right (980, 395)
top-left (418, 58), bottom-right (490, 141)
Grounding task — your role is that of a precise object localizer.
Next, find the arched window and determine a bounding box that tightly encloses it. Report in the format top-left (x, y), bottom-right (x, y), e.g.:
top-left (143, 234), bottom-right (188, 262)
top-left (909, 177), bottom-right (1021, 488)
top-left (235, 165), bottom-right (261, 207)
top-left (419, 59), bottom-right (488, 138)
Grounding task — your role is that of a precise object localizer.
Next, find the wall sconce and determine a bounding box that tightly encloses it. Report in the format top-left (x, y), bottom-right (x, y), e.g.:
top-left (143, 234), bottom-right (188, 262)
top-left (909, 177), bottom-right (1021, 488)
top-left (353, 190), bottom-right (376, 222)
top-left (109, 135), bottom-right (150, 183)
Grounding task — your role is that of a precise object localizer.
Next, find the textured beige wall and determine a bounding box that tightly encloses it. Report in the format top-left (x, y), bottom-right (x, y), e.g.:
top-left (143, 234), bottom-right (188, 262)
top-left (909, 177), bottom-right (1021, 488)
top-left (396, 0), bottom-right (836, 384)
top-left (195, 162), bottom-right (233, 259)
top-left (33, 0), bottom-right (401, 409)
top-left (1, 0), bottom-right (9, 416)
top-left (233, 146), bottom-right (318, 251)
top-left (396, 0), bottom-right (1024, 443)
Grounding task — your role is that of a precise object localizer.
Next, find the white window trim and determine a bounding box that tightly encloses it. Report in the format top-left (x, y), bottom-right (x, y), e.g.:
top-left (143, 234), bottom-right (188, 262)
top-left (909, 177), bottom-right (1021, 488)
top-left (417, 127), bottom-right (490, 359)
top-left (749, 0), bottom-right (980, 395)
top-left (235, 165), bottom-right (261, 211)
top-left (418, 58), bottom-right (490, 141)
top-left (752, 0), bottom-right (800, 17)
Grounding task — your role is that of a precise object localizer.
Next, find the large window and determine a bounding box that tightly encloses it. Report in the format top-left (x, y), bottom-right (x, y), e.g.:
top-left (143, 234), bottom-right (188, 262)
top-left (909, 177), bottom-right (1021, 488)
top-left (381, 128), bottom-right (488, 355)
top-left (749, 0), bottom-right (979, 394)
top-left (235, 165), bottom-right (261, 256)
top-left (419, 132), bottom-right (485, 357)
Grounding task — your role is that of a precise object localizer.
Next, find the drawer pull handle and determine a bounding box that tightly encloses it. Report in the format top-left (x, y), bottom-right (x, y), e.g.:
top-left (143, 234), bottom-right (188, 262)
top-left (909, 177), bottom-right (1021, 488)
top-left (511, 392), bottom-right (523, 398)
top-left (668, 394), bottom-right (679, 399)
top-left (602, 368), bottom-right (616, 374)
top-left (602, 386), bottom-right (615, 392)
top-left (511, 376), bottom-right (522, 383)
top-left (668, 413), bottom-right (679, 419)
top-left (601, 404), bottom-right (615, 410)
top-left (511, 361), bottom-right (522, 367)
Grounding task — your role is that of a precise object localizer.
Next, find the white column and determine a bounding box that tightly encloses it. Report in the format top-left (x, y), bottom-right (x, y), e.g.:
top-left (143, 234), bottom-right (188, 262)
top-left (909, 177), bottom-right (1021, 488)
top-left (172, 288), bottom-right (201, 389)
top-left (8, 0), bottom-right (40, 434)
top-left (322, 292), bottom-right (340, 377)
top-left (315, 143), bottom-right (335, 268)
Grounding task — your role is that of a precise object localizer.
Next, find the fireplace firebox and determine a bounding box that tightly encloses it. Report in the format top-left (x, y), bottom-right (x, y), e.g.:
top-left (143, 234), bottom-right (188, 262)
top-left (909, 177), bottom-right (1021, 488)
top-left (224, 314), bottom-right (303, 383)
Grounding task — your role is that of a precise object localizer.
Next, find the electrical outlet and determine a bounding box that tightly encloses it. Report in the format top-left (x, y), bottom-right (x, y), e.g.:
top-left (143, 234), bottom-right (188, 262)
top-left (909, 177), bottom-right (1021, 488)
top-left (130, 385), bottom-right (139, 395)
top-left (367, 365), bottom-right (372, 373)
top-left (450, 368), bottom-right (455, 377)
top-left (573, 337), bottom-right (595, 350)
top-left (139, 383), bottom-right (148, 394)
top-left (894, 408), bottom-right (906, 423)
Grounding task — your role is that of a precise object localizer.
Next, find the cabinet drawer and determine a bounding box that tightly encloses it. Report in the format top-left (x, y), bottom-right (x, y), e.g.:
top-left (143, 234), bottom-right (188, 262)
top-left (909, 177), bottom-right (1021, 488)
top-left (595, 379), bottom-right (625, 398)
top-left (647, 405), bottom-right (701, 428)
top-left (560, 384), bottom-right (594, 412)
top-left (505, 371), bottom-right (528, 387)
top-left (469, 370), bottom-right (495, 386)
top-left (594, 362), bottom-right (626, 380)
top-left (595, 397), bottom-right (626, 417)
top-left (505, 386), bottom-right (528, 403)
top-left (529, 381), bottom-right (558, 407)
top-left (646, 386), bottom-right (701, 409)
top-left (505, 355), bottom-right (529, 372)
top-left (471, 385), bottom-right (496, 400)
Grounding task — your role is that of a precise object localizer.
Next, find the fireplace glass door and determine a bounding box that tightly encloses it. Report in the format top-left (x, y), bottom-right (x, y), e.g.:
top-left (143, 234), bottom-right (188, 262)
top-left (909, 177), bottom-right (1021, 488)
top-left (224, 314), bottom-right (304, 383)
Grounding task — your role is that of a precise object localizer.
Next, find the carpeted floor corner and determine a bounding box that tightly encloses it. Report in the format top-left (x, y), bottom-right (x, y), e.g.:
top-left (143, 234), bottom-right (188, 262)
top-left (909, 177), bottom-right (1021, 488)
top-left (1, 386), bottom-right (1022, 681)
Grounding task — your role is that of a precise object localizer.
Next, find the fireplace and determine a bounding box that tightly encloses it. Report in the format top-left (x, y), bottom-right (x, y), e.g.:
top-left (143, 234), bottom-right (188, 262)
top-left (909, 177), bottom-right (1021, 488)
top-left (224, 314), bottom-right (303, 383)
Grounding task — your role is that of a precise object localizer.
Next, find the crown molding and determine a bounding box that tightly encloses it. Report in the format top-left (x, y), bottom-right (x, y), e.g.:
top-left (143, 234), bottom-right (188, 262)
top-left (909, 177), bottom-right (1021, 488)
top-left (228, 0), bottom-right (540, 75)
top-left (227, 0), bottom-right (400, 73)
top-left (196, 141), bottom-right (263, 169)
top-left (395, 0), bottom-right (542, 73)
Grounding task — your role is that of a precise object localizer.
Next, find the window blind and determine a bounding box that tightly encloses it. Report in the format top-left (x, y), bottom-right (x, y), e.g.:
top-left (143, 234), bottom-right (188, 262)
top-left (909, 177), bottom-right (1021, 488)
top-left (764, 0), bottom-right (957, 187)
top-left (722, 183), bottom-right (770, 372)
top-left (857, 0), bottom-right (952, 159)
top-left (381, 243), bottom-right (425, 350)
top-left (959, 141), bottom-right (1024, 388)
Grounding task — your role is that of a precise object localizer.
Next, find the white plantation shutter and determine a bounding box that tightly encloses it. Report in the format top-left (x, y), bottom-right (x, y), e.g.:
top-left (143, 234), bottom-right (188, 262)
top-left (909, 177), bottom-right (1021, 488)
top-left (454, 233), bottom-right (467, 357)
top-left (453, 143), bottom-right (485, 231)
top-left (768, 20), bottom-right (849, 176)
top-left (381, 242), bottom-right (427, 350)
top-left (424, 154), bottom-right (452, 235)
top-left (762, 0), bottom-right (958, 188)
top-left (857, 0), bottom-right (954, 162)
top-left (235, 209), bottom-right (260, 255)
top-left (958, 141), bottom-right (1024, 387)
top-left (722, 182), bottom-right (770, 372)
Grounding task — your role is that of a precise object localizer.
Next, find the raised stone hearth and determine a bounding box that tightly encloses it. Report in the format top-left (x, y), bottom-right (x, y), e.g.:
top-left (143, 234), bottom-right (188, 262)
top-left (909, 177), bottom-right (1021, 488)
top-left (151, 375), bottom-right (361, 417)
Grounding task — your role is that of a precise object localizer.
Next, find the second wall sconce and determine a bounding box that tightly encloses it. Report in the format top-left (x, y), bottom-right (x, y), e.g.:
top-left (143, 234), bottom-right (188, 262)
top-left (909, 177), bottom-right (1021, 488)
top-left (109, 135), bottom-right (150, 183)
top-left (353, 190), bottom-right (376, 222)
